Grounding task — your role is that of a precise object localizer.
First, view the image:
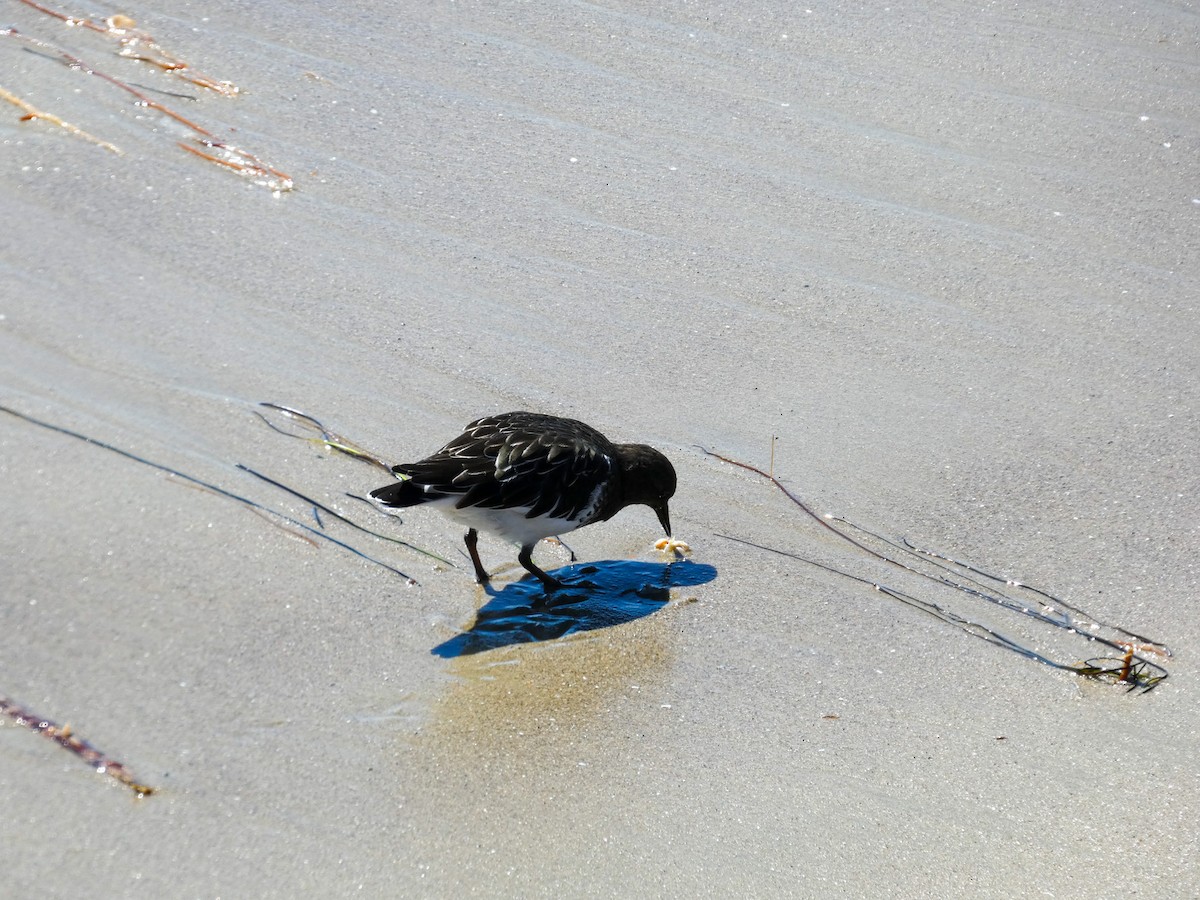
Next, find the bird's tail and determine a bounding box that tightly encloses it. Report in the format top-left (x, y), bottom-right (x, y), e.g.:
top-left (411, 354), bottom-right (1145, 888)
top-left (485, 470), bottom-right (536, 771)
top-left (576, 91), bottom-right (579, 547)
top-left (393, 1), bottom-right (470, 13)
top-left (369, 476), bottom-right (428, 508)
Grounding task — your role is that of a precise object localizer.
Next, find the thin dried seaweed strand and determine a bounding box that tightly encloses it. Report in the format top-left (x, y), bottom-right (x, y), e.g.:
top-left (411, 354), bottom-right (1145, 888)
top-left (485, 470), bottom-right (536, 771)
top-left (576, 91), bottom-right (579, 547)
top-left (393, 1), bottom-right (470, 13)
top-left (0, 403), bottom-right (417, 584)
top-left (0, 82), bottom-right (121, 151)
top-left (701, 447), bottom-right (1168, 692)
top-left (698, 446), bottom-right (880, 550)
top-left (16, 0), bottom-right (238, 95)
top-left (830, 520), bottom-right (1166, 657)
top-left (171, 476), bottom-right (320, 546)
top-left (827, 516), bottom-right (1169, 660)
top-left (256, 402), bottom-right (392, 472)
top-left (0, 28), bottom-right (291, 188)
top-left (714, 532), bottom-right (1164, 693)
top-left (235, 463), bottom-right (456, 566)
top-left (5, 29), bottom-right (211, 132)
top-left (0, 696), bottom-right (154, 796)
top-left (253, 404), bottom-right (461, 565)
top-left (895, 531), bottom-right (1167, 651)
top-left (715, 532), bottom-right (1080, 674)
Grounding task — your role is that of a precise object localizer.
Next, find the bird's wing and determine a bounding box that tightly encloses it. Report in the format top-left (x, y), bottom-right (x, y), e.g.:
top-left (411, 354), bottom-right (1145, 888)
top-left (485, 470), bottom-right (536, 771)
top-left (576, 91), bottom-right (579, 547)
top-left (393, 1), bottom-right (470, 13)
top-left (393, 415), bottom-right (614, 520)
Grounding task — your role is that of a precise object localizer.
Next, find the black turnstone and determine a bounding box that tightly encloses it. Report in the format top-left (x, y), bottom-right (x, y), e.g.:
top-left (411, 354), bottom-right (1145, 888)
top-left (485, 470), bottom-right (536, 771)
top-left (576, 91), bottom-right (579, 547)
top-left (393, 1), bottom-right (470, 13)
top-left (370, 411), bottom-right (676, 590)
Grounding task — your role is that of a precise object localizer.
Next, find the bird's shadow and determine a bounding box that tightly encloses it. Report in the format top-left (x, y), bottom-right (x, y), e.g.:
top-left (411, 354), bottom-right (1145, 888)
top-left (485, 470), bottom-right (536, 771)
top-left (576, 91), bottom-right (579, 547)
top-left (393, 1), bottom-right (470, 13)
top-left (431, 559), bottom-right (717, 658)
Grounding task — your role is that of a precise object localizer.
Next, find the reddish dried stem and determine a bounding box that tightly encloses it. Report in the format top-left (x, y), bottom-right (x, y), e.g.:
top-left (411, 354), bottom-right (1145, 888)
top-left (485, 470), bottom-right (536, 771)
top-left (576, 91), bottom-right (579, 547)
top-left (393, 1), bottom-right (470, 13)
top-left (1, 696), bottom-right (155, 797)
top-left (2, 27), bottom-right (292, 189)
top-left (3, 28), bottom-right (213, 134)
top-left (15, 0), bottom-right (104, 31)
top-left (15, 0), bottom-right (238, 95)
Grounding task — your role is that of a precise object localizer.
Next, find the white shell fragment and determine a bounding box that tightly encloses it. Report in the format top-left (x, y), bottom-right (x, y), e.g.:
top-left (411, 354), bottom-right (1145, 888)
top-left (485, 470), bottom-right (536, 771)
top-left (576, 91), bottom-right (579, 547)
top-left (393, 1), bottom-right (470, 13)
top-left (655, 537), bottom-right (692, 556)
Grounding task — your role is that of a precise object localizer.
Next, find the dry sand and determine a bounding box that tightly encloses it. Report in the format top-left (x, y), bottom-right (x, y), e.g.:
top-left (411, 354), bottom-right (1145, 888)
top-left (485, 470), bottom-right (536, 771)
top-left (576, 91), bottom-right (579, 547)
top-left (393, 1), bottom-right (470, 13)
top-left (2, 1), bottom-right (1197, 896)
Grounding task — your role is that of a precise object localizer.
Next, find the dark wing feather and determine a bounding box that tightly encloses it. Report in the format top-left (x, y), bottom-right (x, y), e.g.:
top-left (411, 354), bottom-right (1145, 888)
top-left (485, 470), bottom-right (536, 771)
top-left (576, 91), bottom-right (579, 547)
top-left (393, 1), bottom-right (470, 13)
top-left (389, 412), bottom-right (616, 520)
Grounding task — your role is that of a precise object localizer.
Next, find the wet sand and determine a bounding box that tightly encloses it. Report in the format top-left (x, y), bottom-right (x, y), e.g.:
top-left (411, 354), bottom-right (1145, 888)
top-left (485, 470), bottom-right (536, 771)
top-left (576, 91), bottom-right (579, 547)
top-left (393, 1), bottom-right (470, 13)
top-left (2, 1), bottom-right (1197, 896)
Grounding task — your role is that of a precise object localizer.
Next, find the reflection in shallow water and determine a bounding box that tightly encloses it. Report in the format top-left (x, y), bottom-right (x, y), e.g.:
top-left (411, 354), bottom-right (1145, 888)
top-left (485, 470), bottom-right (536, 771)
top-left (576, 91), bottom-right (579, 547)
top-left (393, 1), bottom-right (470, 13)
top-left (432, 559), bottom-right (717, 658)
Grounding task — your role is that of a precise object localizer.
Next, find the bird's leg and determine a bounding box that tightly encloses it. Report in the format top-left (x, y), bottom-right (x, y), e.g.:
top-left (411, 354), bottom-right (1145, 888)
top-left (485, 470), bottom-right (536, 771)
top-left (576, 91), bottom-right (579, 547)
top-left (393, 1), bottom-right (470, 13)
top-left (463, 528), bottom-right (490, 584)
top-left (518, 544), bottom-right (563, 591)
top-left (544, 535), bottom-right (577, 562)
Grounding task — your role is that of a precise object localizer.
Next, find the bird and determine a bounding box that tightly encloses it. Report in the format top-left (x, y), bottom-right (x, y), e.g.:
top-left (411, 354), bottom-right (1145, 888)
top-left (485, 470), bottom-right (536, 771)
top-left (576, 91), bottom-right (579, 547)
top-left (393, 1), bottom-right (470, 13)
top-left (370, 411), bottom-right (676, 590)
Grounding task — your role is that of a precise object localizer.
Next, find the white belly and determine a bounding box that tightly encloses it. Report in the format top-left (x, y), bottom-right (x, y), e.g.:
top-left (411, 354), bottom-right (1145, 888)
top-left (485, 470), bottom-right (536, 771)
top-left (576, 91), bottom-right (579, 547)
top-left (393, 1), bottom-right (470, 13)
top-left (436, 499), bottom-right (585, 547)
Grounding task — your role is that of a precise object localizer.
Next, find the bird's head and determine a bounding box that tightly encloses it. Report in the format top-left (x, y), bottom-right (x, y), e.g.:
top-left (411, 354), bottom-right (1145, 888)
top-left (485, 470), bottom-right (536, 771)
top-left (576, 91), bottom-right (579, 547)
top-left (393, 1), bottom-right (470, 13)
top-left (616, 444), bottom-right (676, 536)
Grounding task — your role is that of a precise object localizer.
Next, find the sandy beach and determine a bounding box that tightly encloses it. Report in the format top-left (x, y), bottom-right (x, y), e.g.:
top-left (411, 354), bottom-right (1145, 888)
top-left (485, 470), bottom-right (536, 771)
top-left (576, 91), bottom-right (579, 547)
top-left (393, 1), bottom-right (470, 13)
top-left (2, 1), bottom-right (1197, 896)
